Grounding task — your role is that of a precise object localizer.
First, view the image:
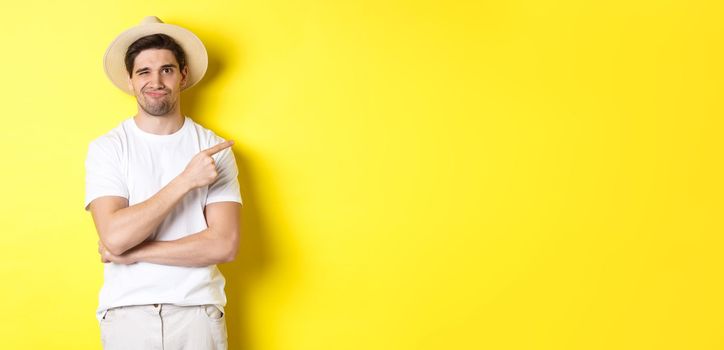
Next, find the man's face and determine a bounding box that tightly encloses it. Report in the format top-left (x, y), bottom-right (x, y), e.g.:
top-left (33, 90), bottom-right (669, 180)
top-left (127, 48), bottom-right (188, 117)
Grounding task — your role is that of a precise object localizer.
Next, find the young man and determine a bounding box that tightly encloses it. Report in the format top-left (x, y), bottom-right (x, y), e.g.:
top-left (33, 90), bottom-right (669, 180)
top-left (84, 16), bottom-right (241, 349)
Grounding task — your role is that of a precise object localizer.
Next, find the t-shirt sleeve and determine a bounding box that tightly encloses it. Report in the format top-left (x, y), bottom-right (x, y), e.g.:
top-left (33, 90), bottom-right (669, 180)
top-left (84, 138), bottom-right (128, 211)
top-left (206, 142), bottom-right (243, 206)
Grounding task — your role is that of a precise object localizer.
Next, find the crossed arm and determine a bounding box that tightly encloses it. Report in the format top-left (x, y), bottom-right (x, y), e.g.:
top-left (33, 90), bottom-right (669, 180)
top-left (121, 201), bottom-right (239, 266)
top-left (89, 140), bottom-right (240, 268)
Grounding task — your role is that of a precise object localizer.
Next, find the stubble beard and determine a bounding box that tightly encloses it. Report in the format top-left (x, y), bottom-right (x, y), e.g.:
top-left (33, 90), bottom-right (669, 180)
top-left (138, 92), bottom-right (176, 117)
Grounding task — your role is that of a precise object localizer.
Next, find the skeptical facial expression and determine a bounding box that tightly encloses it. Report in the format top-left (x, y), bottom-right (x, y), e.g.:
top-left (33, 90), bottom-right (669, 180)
top-left (128, 48), bottom-right (188, 116)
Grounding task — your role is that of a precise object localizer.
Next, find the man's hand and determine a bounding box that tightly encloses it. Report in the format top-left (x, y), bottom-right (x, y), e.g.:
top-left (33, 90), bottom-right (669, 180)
top-left (179, 140), bottom-right (234, 190)
top-left (98, 239), bottom-right (137, 265)
top-left (98, 239), bottom-right (110, 263)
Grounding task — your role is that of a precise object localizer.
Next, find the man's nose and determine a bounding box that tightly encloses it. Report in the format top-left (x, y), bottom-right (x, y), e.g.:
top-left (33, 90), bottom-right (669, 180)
top-left (149, 71), bottom-right (164, 88)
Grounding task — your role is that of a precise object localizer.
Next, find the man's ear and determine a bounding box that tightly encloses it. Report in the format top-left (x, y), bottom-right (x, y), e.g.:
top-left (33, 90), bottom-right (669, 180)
top-left (127, 73), bottom-right (133, 92)
top-left (181, 65), bottom-right (189, 88)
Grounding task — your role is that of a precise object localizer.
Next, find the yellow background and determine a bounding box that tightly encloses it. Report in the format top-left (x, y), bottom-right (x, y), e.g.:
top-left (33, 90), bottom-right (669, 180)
top-left (1, 0), bottom-right (723, 349)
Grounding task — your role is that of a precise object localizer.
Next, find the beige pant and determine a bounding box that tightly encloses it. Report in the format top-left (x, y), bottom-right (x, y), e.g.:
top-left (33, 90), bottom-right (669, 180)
top-left (99, 304), bottom-right (228, 350)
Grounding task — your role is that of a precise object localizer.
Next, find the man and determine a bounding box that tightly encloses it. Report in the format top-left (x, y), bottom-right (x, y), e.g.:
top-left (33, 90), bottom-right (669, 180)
top-left (84, 16), bottom-right (241, 350)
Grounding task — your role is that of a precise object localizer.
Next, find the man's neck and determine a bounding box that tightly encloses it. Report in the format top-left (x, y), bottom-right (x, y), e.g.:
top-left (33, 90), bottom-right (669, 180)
top-left (133, 109), bottom-right (185, 135)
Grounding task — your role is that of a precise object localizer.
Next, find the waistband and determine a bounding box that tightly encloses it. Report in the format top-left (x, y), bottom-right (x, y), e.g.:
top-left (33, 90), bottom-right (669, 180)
top-left (101, 303), bottom-right (224, 320)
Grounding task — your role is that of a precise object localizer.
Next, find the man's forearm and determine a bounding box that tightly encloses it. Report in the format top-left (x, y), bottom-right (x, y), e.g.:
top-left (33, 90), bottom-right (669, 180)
top-left (122, 227), bottom-right (234, 267)
top-left (104, 176), bottom-right (192, 255)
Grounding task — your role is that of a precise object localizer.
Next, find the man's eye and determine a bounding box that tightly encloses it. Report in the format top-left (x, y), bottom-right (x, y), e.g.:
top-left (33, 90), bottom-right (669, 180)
top-left (163, 68), bottom-right (172, 73)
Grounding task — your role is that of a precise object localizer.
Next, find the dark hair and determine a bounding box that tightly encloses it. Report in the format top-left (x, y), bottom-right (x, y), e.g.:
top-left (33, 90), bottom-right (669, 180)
top-left (124, 33), bottom-right (187, 77)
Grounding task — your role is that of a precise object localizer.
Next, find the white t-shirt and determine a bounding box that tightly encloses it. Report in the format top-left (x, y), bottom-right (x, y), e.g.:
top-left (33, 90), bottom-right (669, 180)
top-left (84, 116), bottom-right (242, 322)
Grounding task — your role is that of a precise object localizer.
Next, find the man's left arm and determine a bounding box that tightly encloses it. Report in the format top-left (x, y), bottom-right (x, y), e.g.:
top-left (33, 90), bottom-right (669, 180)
top-left (100, 201), bottom-right (240, 267)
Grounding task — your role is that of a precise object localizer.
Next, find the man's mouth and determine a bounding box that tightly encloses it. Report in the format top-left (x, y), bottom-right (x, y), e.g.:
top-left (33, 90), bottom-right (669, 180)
top-left (145, 91), bottom-right (168, 98)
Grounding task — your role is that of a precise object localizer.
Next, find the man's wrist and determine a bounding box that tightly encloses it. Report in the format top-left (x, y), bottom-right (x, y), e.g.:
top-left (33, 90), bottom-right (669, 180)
top-left (171, 175), bottom-right (194, 194)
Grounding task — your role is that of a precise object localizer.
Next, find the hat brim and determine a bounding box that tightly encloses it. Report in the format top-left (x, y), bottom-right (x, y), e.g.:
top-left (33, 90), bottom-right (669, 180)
top-left (103, 22), bottom-right (208, 95)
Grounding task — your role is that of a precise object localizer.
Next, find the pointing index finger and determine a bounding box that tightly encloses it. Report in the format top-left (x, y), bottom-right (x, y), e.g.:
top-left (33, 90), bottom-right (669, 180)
top-left (203, 140), bottom-right (234, 156)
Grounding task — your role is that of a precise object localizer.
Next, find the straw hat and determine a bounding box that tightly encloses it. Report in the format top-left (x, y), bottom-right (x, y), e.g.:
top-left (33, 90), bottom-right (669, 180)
top-left (103, 16), bottom-right (208, 95)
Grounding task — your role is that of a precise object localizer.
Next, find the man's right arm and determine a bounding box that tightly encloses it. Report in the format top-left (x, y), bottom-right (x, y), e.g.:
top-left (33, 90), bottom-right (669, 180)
top-left (88, 139), bottom-right (234, 256)
top-left (89, 176), bottom-right (193, 256)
